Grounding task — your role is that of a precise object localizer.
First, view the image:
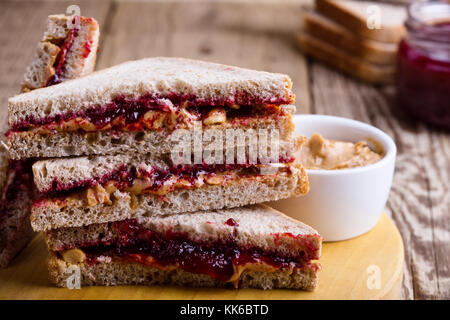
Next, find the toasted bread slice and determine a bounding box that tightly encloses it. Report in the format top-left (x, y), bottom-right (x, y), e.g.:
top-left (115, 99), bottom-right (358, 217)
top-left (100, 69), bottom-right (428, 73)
top-left (46, 204), bottom-right (322, 290)
top-left (298, 33), bottom-right (395, 84)
top-left (21, 14), bottom-right (99, 92)
top-left (304, 11), bottom-right (398, 65)
top-left (315, 0), bottom-right (406, 43)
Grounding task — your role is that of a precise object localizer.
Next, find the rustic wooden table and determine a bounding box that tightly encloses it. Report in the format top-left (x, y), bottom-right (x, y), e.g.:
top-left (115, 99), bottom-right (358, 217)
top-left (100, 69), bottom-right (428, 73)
top-left (0, 0), bottom-right (448, 300)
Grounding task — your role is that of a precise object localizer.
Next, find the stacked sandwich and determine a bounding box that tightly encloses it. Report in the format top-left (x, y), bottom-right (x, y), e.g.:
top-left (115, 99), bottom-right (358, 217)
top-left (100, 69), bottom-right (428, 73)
top-left (7, 57), bottom-right (322, 290)
top-left (298, 0), bottom-right (406, 84)
top-left (0, 14), bottom-right (99, 267)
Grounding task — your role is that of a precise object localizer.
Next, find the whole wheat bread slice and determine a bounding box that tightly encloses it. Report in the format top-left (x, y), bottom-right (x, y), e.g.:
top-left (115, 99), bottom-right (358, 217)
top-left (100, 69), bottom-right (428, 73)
top-left (31, 166), bottom-right (309, 231)
top-left (48, 254), bottom-right (320, 290)
top-left (298, 33), bottom-right (395, 84)
top-left (8, 106), bottom-right (298, 160)
top-left (21, 15), bottom-right (99, 92)
top-left (304, 11), bottom-right (398, 65)
top-left (315, 0), bottom-right (406, 43)
top-left (46, 204), bottom-right (322, 290)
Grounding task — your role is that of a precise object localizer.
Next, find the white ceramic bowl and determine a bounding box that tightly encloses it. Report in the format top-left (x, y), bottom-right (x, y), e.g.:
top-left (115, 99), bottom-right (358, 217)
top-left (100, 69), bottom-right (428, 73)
top-left (269, 115), bottom-right (396, 242)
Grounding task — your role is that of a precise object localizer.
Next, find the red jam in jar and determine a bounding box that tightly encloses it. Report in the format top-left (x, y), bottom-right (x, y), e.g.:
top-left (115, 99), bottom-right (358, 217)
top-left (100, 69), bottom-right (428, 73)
top-left (397, 1), bottom-right (450, 129)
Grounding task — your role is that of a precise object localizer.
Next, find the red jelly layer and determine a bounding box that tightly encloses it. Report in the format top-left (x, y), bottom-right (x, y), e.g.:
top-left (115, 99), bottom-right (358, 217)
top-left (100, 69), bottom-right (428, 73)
top-left (41, 159), bottom-right (294, 194)
top-left (62, 219), bottom-right (317, 282)
top-left (82, 36), bottom-right (92, 59)
top-left (224, 218), bottom-right (239, 227)
top-left (45, 28), bottom-right (78, 87)
top-left (9, 93), bottom-right (289, 133)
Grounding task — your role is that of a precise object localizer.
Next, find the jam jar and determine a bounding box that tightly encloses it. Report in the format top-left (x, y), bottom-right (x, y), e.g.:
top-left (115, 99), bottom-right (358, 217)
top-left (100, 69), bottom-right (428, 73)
top-left (397, 0), bottom-right (450, 129)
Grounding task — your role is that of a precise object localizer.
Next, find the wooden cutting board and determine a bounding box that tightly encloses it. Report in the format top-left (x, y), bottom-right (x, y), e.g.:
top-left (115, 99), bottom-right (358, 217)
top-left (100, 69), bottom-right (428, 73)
top-left (0, 213), bottom-right (403, 300)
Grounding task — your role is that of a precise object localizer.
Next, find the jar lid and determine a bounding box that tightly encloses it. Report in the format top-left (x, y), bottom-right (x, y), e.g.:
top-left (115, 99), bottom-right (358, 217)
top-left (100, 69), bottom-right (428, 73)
top-left (407, 1), bottom-right (450, 43)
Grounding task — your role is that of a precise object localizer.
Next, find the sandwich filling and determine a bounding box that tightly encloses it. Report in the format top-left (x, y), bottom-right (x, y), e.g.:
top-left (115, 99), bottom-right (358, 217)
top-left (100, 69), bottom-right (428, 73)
top-left (45, 16), bottom-right (95, 87)
top-left (34, 161), bottom-right (298, 208)
top-left (7, 93), bottom-right (293, 136)
top-left (45, 28), bottom-right (77, 87)
top-left (52, 219), bottom-right (321, 287)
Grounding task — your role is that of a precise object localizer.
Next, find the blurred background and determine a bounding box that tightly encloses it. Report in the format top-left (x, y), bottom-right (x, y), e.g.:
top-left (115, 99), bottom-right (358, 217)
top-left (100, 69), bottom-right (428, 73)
top-left (0, 0), bottom-right (448, 299)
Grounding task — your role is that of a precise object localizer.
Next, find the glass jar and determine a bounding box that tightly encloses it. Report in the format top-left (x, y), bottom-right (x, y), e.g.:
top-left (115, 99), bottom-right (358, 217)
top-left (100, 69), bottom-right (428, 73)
top-left (397, 0), bottom-right (450, 129)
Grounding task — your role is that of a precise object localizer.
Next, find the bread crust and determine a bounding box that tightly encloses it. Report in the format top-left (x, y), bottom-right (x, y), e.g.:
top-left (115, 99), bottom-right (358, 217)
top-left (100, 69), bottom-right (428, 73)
top-left (47, 252), bottom-right (320, 290)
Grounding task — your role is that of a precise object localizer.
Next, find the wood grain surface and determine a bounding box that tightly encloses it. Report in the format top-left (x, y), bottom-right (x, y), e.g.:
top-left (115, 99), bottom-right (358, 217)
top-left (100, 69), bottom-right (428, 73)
top-left (0, 214), bottom-right (403, 300)
top-left (0, 0), bottom-right (448, 299)
top-left (309, 64), bottom-right (450, 299)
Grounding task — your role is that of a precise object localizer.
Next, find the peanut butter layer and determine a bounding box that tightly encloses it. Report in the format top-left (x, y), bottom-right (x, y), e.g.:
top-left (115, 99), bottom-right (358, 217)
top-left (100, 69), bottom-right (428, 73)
top-left (58, 246), bottom-right (286, 288)
top-left (35, 164), bottom-right (297, 209)
top-left (9, 102), bottom-right (288, 135)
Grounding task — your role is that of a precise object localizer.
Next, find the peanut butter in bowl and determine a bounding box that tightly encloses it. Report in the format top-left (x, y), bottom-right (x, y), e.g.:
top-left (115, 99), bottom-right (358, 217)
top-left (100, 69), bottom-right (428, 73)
top-left (299, 133), bottom-right (384, 170)
top-left (269, 114), bottom-right (397, 241)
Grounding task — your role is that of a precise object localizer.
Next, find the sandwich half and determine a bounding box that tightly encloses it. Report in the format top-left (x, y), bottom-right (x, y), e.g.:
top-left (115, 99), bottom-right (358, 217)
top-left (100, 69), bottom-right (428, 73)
top-left (30, 154), bottom-right (309, 231)
top-left (21, 14), bottom-right (100, 92)
top-left (46, 204), bottom-right (322, 290)
top-left (8, 57), bottom-right (296, 160)
top-left (0, 144), bottom-right (35, 267)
